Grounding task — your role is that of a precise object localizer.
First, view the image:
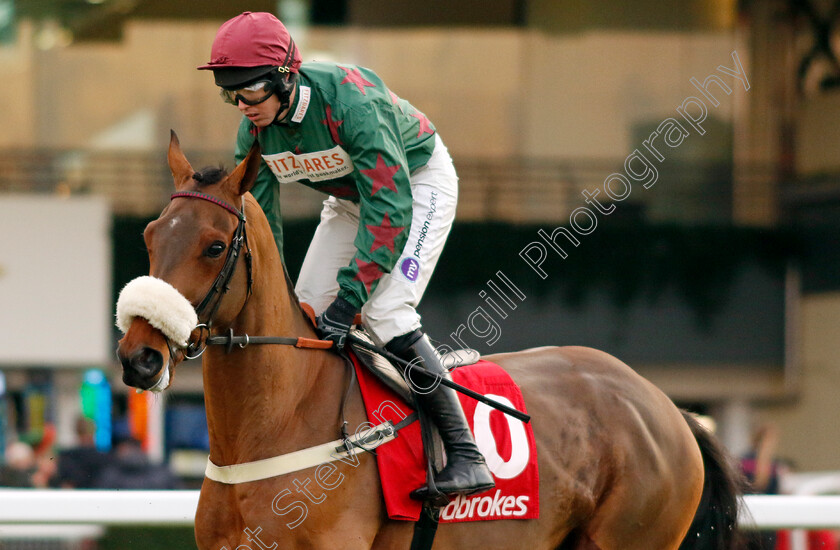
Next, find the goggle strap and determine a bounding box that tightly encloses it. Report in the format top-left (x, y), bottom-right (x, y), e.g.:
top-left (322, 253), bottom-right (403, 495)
top-left (282, 39), bottom-right (295, 70)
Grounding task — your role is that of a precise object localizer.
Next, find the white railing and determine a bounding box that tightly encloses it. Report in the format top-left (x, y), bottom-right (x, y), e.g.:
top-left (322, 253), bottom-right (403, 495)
top-left (743, 495), bottom-right (840, 529)
top-left (0, 490), bottom-right (839, 529)
top-left (0, 490), bottom-right (198, 526)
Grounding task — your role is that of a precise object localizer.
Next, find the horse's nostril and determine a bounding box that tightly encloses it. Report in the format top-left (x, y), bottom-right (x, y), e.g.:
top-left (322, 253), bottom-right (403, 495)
top-left (118, 349), bottom-right (132, 373)
top-left (131, 347), bottom-right (164, 378)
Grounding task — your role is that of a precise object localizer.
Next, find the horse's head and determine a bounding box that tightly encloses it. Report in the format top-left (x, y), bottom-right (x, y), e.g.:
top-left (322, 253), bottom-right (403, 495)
top-left (116, 131), bottom-right (262, 391)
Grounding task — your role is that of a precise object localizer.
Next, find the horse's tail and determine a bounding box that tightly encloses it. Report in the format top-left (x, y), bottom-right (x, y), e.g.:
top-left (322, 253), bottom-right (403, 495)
top-left (678, 411), bottom-right (747, 550)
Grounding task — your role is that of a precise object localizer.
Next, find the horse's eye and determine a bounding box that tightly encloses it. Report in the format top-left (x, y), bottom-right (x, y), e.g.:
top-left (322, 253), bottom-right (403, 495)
top-left (206, 241), bottom-right (226, 258)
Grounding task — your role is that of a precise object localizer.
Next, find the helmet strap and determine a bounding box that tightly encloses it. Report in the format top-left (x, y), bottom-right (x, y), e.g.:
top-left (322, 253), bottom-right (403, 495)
top-left (272, 77), bottom-right (298, 124)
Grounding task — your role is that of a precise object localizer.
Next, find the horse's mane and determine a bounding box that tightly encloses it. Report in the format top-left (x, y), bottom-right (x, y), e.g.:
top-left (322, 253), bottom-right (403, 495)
top-left (240, 192), bottom-right (316, 330)
top-left (180, 168), bottom-right (316, 328)
top-left (192, 166), bottom-right (228, 187)
top-left (281, 261), bottom-right (315, 327)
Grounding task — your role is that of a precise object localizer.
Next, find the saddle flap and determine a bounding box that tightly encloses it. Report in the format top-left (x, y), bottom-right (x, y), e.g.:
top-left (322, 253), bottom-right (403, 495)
top-left (349, 329), bottom-right (414, 403)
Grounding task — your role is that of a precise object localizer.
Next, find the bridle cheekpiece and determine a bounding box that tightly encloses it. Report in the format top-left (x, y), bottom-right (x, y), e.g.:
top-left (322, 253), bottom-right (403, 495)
top-left (170, 190), bottom-right (253, 357)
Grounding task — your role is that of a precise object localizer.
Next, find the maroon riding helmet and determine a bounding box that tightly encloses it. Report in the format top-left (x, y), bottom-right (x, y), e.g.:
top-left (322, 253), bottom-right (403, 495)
top-left (199, 11), bottom-right (302, 118)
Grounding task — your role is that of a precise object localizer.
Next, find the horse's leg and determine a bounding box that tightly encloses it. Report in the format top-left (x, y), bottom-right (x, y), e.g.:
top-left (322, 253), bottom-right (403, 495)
top-left (574, 480), bottom-right (701, 550)
top-left (195, 481), bottom-right (245, 550)
top-left (576, 419), bottom-right (704, 550)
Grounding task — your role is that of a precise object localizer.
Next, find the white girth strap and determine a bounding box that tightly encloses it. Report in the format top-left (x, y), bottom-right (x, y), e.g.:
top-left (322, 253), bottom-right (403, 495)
top-left (205, 421), bottom-right (398, 484)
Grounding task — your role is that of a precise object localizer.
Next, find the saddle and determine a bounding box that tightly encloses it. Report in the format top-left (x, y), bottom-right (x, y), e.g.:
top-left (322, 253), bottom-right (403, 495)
top-left (348, 328), bottom-right (481, 404)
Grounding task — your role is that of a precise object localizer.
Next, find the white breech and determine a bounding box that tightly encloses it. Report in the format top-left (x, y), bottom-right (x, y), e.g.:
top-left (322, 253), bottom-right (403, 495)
top-left (295, 134), bottom-right (458, 346)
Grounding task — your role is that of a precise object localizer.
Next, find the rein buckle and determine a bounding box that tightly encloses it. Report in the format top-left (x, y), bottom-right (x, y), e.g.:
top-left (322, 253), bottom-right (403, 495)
top-left (185, 323), bottom-right (210, 360)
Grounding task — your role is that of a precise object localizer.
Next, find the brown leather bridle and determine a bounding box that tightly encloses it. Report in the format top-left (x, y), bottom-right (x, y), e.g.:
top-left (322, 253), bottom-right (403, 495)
top-left (169, 190), bottom-right (331, 359)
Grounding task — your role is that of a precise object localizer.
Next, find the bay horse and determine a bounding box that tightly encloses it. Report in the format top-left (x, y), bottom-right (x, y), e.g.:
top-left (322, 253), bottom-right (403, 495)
top-left (116, 132), bottom-right (742, 550)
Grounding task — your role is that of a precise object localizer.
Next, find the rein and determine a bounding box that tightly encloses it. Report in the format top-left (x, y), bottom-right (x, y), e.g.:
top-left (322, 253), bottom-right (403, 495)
top-left (206, 328), bottom-right (334, 353)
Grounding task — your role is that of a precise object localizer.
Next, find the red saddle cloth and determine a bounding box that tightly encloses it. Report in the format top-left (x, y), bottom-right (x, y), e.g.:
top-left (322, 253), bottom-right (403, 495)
top-left (349, 353), bottom-right (540, 523)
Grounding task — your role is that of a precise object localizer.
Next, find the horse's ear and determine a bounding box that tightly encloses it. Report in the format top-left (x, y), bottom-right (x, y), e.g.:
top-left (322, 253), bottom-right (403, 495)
top-left (168, 130), bottom-right (194, 190)
top-left (225, 139), bottom-right (262, 197)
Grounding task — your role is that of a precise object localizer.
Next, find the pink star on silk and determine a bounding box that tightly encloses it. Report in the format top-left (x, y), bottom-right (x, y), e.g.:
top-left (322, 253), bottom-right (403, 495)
top-left (339, 66), bottom-right (376, 95)
top-left (366, 213), bottom-right (405, 254)
top-left (321, 104), bottom-right (344, 145)
top-left (354, 259), bottom-right (384, 293)
top-left (360, 154), bottom-right (400, 196)
top-left (411, 111), bottom-right (434, 138)
top-left (389, 90), bottom-right (405, 113)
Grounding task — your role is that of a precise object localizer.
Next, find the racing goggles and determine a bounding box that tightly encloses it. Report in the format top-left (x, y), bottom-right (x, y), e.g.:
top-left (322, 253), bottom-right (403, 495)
top-left (220, 80), bottom-right (275, 106)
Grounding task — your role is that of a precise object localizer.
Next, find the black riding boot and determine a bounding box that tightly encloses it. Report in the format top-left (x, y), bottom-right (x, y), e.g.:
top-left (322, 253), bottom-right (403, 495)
top-left (387, 330), bottom-right (495, 500)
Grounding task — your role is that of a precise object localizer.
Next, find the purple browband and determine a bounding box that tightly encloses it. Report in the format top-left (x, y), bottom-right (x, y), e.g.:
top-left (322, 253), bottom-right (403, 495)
top-left (170, 191), bottom-right (244, 220)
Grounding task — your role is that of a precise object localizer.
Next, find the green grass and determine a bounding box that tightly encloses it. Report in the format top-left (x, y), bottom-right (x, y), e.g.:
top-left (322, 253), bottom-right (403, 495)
top-left (99, 526), bottom-right (197, 549)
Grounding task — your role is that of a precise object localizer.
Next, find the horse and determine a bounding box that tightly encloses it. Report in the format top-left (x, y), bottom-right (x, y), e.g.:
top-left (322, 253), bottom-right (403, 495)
top-left (116, 132), bottom-right (743, 550)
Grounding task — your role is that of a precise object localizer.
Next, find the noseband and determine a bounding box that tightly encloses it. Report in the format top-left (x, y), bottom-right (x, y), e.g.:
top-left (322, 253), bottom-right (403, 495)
top-left (170, 191), bottom-right (253, 357)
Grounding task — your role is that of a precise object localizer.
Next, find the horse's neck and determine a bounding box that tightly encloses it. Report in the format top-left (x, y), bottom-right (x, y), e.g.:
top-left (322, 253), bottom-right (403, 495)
top-left (202, 244), bottom-right (345, 466)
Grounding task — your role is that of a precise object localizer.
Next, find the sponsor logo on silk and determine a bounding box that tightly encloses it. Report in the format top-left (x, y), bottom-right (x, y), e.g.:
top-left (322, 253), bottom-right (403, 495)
top-left (400, 257), bottom-right (420, 282)
top-left (263, 145), bottom-right (355, 184)
top-left (291, 85), bottom-right (311, 123)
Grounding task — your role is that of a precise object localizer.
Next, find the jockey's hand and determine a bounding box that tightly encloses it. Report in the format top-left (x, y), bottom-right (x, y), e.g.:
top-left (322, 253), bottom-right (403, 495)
top-left (316, 297), bottom-right (358, 350)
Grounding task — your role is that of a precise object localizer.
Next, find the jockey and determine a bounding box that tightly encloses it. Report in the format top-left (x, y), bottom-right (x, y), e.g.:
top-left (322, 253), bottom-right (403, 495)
top-left (198, 11), bottom-right (494, 499)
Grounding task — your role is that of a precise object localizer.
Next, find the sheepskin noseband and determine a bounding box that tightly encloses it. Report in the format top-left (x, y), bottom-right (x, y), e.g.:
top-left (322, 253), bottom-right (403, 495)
top-left (116, 276), bottom-right (198, 348)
